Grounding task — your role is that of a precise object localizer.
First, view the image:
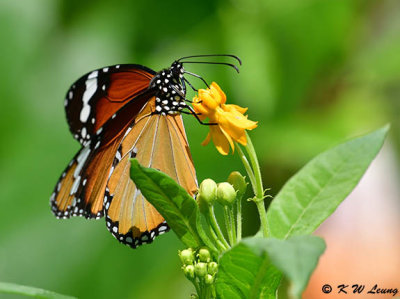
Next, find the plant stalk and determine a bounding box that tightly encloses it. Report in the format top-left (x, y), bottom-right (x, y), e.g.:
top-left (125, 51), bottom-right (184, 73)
top-left (207, 206), bottom-right (230, 249)
top-left (236, 133), bottom-right (269, 237)
top-left (236, 196), bottom-right (242, 242)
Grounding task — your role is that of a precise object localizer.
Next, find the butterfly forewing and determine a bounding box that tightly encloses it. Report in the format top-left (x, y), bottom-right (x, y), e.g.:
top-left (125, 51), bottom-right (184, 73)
top-left (64, 64), bottom-right (155, 145)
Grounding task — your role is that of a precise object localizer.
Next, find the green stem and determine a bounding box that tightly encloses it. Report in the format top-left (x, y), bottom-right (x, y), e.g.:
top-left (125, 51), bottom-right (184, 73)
top-left (207, 206), bottom-right (230, 249)
top-left (255, 200), bottom-right (268, 237)
top-left (193, 279), bottom-right (201, 298)
top-left (208, 222), bottom-right (228, 252)
top-left (244, 132), bottom-right (263, 199)
top-left (195, 213), bottom-right (219, 254)
top-left (223, 206), bottom-right (234, 245)
top-left (236, 195), bottom-right (242, 242)
top-left (236, 133), bottom-right (269, 237)
top-left (229, 206), bottom-right (237, 245)
top-left (236, 145), bottom-right (256, 191)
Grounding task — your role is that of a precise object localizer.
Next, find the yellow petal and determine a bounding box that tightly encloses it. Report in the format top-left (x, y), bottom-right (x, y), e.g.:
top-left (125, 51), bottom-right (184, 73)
top-left (210, 82), bottom-right (226, 105)
top-left (219, 126), bottom-right (235, 154)
top-left (224, 108), bottom-right (258, 129)
top-left (216, 109), bottom-right (257, 144)
top-left (198, 89), bottom-right (219, 110)
top-left (209, 125), bottom-right (231, 155)
top-left (192, 102), bottom-right (210, 120)
top-left (224, 104), bottom-right (247, 114)
top-left (201, 131), bottom-right (212, 146)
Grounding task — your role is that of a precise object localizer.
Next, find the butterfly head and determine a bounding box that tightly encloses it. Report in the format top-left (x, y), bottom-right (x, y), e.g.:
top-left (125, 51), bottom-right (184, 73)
top-left (170, 61), bottom-right (185, 79)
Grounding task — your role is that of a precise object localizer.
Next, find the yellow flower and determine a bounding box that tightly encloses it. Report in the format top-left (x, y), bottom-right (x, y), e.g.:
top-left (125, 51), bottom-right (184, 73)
top-left (192, 82), bottom-right (258, 155)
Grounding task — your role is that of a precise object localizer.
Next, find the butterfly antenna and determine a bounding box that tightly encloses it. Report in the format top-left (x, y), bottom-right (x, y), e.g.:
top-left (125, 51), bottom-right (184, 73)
top-left (181, 61), bottom-right (240, 73)
top-left (177, 54), bottom-right (242, 65)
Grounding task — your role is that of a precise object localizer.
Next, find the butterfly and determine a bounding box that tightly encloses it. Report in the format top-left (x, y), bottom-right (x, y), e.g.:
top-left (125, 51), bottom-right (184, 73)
top-left (50, 54), bottom-right (241, 249)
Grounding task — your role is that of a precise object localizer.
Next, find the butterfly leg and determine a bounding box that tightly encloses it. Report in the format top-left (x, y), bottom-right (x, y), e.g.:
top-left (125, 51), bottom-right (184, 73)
top-left (183, 78), bottom-right (198, 92)
top-left (182, 106), bottom-right (217, 126)
top-left (183, 71), bottom-right (210, 88)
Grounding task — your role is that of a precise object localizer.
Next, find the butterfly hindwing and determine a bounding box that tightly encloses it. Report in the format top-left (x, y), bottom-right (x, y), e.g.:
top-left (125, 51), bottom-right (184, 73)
top-left (50, 135), bottom-right (124, 219)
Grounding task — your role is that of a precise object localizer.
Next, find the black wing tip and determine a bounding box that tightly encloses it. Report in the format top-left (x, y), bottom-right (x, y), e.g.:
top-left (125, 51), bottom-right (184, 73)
top-left (50, 192), bottom-right (104, 220)
top-left (105, 216), bottom-right (170, 249)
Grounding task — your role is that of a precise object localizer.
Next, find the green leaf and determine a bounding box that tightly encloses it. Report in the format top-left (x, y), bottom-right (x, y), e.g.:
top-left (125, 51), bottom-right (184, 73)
top-left (0, 282), bottom-right (76, 299)
top-left (216, 239), bottom-right (282, 299)
top-left (129, 159), bottom-right (202, 248)
top-left (244, 236), bottom-right (326, 299)
top-left (216, 236), bottom-right (325, 299)
top-left (267, 125), bottom-right (389, 239)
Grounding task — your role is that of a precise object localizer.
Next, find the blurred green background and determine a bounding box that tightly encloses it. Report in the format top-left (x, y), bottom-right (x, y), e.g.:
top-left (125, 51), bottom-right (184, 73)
top-left (0, 0), bottom-right (399, 298)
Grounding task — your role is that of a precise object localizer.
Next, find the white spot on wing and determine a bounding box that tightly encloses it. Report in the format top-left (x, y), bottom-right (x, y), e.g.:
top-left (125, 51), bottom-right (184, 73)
top-left (80, 74), bottom-right (98, 123)
top-left (81, 127), bottom-right (87, 139)
top-left (74, 146), bottom-right (91, 179)
top-left (123, 127), bottom-right (132, 137)
top-left (88, 71), bottom-right (98, 79)
top-left (70, 176), bottom-right (81, 195)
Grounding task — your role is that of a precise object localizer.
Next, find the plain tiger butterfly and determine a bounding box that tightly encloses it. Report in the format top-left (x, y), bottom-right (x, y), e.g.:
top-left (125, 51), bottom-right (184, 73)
top-left (50, 54), bottom-right (241, 249)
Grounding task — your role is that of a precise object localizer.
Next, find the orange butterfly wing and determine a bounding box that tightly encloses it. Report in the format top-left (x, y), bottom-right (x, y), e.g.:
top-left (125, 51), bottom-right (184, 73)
top-left (52, 61), bottom-right (198, 249)
top-left (51, 65), bottom-right (156, 219)
top-left (104, 97), bottom-right (197, 248)
top-left (65, 65), bottom-right (155, 145)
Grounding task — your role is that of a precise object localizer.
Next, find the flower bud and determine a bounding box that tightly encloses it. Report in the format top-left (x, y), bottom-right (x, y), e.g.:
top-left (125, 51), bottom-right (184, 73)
top-left (179, 248), bottom-right (195, 265)
top-left (228, 171), bottom-right (247, 199)
top-left (204, 274), bottom-right (214, 285)
top-left (197, 179), bottom-right (217, 214)
top-left (194, 262), bottom-right (207, 277)
top-left (183, 265), bottom-right (195, 280)
top-left (216, 182), bottom-right (236, 206)
top-left (207, 262), bottom-right (218, 275)
top-left (197, 247), bottom-right (211, 263)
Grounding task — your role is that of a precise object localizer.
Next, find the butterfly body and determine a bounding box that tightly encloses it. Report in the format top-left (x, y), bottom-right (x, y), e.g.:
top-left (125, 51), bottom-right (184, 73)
top-left (149, 62), bottom-right (187, 116)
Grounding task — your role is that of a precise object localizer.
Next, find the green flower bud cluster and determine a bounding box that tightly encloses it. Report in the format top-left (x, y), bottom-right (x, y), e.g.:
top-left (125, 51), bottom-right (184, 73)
top-left (195, 172), bottom-right (247, 253)
top-left (197, 175), bottom-right (246, 210)
top-left (179, 247), bottom-right (218, 284)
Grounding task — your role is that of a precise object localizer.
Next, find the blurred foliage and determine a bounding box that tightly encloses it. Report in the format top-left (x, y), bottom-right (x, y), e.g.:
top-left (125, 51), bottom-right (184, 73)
top-left (0, 0), bottom-right (399, 298)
